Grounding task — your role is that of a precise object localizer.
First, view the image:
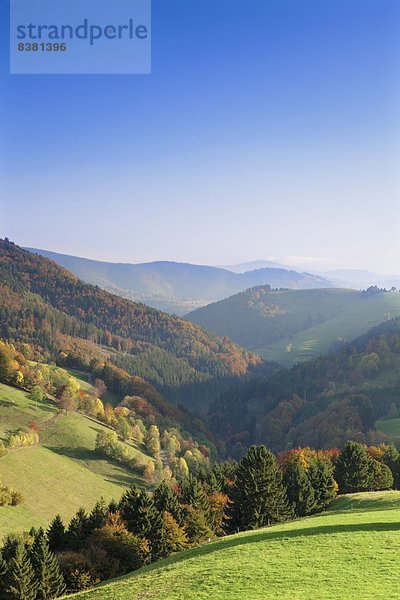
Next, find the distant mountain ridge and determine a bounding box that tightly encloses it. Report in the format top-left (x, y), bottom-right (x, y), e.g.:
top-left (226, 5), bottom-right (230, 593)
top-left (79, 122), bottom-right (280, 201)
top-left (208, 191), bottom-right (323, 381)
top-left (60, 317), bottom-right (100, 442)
top-left (323, 269), bottom-right (400, 290)
top-left (219, 259), bottom-right (293, 272)
top-left (25, 248), bottom-right (332, 315)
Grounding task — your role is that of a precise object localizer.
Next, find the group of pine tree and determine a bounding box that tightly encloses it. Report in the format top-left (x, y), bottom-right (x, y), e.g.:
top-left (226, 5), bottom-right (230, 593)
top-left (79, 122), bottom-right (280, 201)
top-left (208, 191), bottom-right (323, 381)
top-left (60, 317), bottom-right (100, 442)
top-left (1, 439), bottom-right (400, 598)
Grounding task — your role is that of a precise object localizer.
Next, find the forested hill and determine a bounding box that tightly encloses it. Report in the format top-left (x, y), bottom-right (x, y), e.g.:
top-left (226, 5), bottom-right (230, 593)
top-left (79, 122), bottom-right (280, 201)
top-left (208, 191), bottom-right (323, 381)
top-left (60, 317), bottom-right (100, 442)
top-left (26, 247), bottom-right (331, 315)
top-left (187, 287), bottom-right (360, 347)
top-left (0, 239), bottom-right (261, 400)
top-left (209, 317), bottom-right (400, 456)
top-left (186, 285), bottom-right (400, 365)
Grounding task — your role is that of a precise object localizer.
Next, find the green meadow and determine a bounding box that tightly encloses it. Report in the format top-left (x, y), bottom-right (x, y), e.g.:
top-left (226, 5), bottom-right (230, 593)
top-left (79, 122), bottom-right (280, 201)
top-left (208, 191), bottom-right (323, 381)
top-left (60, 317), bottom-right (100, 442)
top-left (256, 292), bottom-right (400, 366)
top-left (0, 382), bottom-right (147, 537)
top-left (375, 418), bottom-right (400, 438)
top-left (70, 491), bottom-right (400, 600)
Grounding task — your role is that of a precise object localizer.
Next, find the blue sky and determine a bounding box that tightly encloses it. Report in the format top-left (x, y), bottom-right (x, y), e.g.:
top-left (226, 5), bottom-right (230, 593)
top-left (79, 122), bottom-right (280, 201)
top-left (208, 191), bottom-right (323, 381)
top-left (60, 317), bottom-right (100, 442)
top-left (1, 0), bottom-right (399, 273)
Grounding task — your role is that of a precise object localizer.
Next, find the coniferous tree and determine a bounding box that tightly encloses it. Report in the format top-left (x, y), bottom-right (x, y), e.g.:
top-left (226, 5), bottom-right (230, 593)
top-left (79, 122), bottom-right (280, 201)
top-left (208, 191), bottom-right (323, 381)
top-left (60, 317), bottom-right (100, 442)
top-left (47, 515), bottom-right (66, 552)
top-left (118, 485), bottom-right (140, 530)
top-left (0, 555), bottom-right (8, 598)
top-left (1, 536), bottom-right (20, 563)
top-left (88, 498), bottom-right (109, 532)
top-left (67, 508), bottom-right (90, 550)
top-left (307, 458), bottom-right (337, 510)
top-left (382, 445), bottom-right (400, 489)
top-left (6, 541), bottom-right (38, 600)
top-left (134, 491), bottom-right (157, 537)
top-left (31, 531), bottom-right (65, 599)
top-left (134, 492), bottom-right (166, 561)
top-left (205, 471), bottom-right (220, 494)
top-left (335, 441), bottom-right (373, 493)
top-left (119, 487), bottom-right (166, 560)
top-left (284, 462), bottom-right (316, 516)
top-left (230, 445), bottom-right (292, 531)
top-left (153, 481), bottom-right (184, 525)
top-left (181, 475), bottom-right (210, 517)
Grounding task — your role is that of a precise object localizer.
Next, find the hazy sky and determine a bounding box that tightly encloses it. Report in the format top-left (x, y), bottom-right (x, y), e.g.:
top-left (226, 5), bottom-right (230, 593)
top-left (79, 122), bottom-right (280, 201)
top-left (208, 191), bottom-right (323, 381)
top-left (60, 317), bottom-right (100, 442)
top-left (1, 0), bottom-right (399, 273)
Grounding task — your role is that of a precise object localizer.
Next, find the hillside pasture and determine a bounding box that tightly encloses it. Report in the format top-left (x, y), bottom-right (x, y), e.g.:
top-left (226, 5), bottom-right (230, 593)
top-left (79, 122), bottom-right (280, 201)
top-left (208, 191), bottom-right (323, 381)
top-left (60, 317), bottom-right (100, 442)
top-left (69, 491), bottom-right (400, 600)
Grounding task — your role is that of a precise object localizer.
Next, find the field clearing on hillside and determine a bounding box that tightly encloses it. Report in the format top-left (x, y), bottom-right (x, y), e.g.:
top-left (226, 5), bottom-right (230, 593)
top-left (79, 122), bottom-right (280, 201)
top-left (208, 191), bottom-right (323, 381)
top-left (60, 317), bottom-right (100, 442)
top-left (70, 491), bottom-right (400, 600)
top-left (0, 446), bottom-right (125, 537)
top-left (0, 383), bottom-right (57, 439)
top-left (40, 410), bottom-right (146, 484)
top-left (0, 383), bottom-right (148, 538)
top-left (375, 418), bottom-right (400, 438)
top-left (256, 293), bottom-right (400, 365)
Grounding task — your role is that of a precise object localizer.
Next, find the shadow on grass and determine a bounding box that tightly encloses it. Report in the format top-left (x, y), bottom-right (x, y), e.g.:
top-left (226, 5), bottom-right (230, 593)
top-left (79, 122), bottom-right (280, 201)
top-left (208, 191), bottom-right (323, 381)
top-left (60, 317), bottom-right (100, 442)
top-left (49, 446), bottom-right (98, 462)
top-left (47, 446), bottom-right (137, 486)
top-left (86, 519), bottom-right (400, 594)
top-left (0, 401), bottom-right (17, 408)
top-left (135, 520), bottom-right (400, 576)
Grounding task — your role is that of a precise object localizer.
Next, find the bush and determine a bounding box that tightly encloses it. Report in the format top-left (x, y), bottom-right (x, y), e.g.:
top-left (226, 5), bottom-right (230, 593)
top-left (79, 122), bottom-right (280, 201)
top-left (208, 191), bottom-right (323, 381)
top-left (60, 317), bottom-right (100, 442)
top-left (57, 551), bottom-right (98, 593)
top-left (10, 489), bottom-right (24, 506)
top-left (7, 428), bottom-right (39, 449)
top-left (0, 487), bottom-right (12, 506)
top-left (0, 485), bottom-right (23, 507)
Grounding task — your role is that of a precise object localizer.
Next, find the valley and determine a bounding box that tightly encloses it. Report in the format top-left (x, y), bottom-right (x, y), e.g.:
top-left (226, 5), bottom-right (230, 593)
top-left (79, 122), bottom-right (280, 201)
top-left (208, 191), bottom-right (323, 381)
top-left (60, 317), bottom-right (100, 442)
top-left (1, 240), bottom-right (400, 599)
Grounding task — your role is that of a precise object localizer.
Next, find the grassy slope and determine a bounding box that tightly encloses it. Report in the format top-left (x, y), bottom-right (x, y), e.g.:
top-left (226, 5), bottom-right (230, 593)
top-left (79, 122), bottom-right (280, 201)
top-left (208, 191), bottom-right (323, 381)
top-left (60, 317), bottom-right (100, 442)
top-left (0, 383), bottom-right (147, 537)
top-left (70, 491), bottom-right (400, 600)
top-left (256, 292), bottom-right (400, 366)
top-left (0, 447), bottom-right (122, 535)
top-left (375, 418), bottom-right (400, 438)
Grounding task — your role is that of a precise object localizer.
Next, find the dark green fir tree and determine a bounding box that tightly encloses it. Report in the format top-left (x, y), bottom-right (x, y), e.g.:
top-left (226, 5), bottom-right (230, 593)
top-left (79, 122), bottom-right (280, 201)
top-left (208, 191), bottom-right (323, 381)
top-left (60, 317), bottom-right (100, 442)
top-left (6, 541), bottom-right (38, 600)
top-left (67, 508), bottom-right (90, 550)
top-left (31, 530), bottom-right (65, 600)
top-left (284, 462), bottom-right (316, 517)
top-left (335, 441), bottom-right (373, 493)
top-left (231, 445), bottom-right (292, 531)
top-left (47, 515), bottom-right (66, 553)
top-left (88, 498), bottom-right (109, 532)
top-left (153, 481), bottom-right (184, 525)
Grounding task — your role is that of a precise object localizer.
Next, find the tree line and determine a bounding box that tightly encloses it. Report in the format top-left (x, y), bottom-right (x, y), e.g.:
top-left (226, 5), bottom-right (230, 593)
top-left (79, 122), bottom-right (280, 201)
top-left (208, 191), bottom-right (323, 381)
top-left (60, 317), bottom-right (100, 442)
top-left (1, 439), bottom-right (400, 598)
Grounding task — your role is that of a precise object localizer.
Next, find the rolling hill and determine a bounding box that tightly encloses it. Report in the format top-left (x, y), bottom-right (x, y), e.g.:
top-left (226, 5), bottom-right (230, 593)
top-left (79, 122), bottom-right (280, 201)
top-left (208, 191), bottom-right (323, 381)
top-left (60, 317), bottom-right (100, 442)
top-left (186, 286), bottom-right (400, 366)
top-left (209, 316), bottom-right (400, 454)
top-left (0, 380), bottom-right (146, 538)
top-left (67, 491), bottom-right (400, 600)
top-left (0, 239), bottom-right (263, 415)
top-left (25, 247), bottom-right (331, 315)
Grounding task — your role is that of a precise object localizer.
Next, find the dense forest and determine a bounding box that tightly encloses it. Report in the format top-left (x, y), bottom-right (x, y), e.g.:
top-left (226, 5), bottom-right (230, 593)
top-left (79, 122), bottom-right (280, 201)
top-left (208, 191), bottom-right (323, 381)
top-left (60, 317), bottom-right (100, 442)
top-left (0, 240), bottom-right (265, 412)
top-left (210, 318), bottom-right (400, 456)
